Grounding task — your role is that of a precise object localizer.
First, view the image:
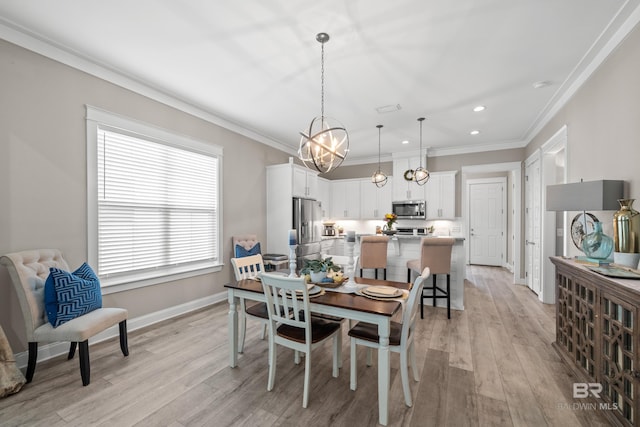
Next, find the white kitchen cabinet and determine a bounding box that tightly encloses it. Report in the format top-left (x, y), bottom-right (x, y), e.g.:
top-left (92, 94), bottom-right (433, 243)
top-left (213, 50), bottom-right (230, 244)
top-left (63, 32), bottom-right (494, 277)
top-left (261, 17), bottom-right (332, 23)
top-left (330, 179), bottom-right (360, 219)
top-left (392, 155), bottom-right (426, 201)
top-left (320, 238), bottom-right (335, 256)
top-left (266, 161), bottom-right (320, 255)
top-left (426, 171), bottom-right (457, 219)
top-left (360, 177), bottom-right (393, 219)
top-left (317, 177), bottom-right (331, 218)
top-left (292, 165), bottom-right (318, 199)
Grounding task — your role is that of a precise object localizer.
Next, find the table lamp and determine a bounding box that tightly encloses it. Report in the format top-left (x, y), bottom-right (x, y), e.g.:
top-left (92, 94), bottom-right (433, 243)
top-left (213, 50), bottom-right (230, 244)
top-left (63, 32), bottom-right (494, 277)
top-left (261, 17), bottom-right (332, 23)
top-left (546, 179), bottom-right (623, 261)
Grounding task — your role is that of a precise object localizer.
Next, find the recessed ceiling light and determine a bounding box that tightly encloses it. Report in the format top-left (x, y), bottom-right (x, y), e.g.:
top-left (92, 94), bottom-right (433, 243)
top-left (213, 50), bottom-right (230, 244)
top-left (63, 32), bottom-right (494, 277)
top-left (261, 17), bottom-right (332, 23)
top-left (401, 140), bottom-right (409, 144)
top-left (470, 130), bottom-right (480, 135)
top-left (473, 105), bottom-right (485, 112)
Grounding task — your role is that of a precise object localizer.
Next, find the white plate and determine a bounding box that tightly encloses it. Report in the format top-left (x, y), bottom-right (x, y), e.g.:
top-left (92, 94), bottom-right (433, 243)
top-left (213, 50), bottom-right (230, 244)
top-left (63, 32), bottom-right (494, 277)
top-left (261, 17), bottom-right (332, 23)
top-left (362, 286), bottom-right (402, 298)
top-left (286, 284), bottom-right (321, 297)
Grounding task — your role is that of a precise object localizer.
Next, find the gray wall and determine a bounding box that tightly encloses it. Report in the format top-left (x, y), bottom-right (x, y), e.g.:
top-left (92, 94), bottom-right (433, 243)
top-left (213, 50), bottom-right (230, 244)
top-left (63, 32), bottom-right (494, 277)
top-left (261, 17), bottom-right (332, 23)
top-left (0, 39), bottom-right (290, 352)
top-left (526, 23), bottom-right (640, 202)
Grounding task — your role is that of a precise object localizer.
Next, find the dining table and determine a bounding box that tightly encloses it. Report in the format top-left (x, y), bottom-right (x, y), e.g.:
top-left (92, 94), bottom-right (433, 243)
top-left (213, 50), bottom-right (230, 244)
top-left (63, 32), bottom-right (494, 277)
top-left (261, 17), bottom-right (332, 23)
top-left (225, 276), bottom-right (411, 426)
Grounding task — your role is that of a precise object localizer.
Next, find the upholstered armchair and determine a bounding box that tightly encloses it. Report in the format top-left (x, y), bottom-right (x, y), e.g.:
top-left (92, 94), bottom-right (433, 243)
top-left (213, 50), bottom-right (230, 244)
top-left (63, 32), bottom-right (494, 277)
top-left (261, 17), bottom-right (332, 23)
top-left (0, 249), bottom-right (129, 386)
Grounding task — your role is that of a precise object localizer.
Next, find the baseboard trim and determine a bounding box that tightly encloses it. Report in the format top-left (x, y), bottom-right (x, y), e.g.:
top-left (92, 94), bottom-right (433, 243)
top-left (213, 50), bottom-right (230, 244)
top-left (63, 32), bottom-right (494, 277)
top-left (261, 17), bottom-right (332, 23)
top-left (14, 291), bottom-right (228, 369)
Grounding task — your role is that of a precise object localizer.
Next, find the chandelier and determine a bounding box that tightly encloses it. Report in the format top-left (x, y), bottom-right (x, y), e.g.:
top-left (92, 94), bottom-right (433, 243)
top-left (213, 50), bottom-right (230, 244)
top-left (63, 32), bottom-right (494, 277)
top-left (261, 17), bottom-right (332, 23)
top-left (404, 117), bottom-right (430, 185)
top-left (371, 125), bottom-right (387, 187)
top-left (298, 32), bottom-right (349, 174)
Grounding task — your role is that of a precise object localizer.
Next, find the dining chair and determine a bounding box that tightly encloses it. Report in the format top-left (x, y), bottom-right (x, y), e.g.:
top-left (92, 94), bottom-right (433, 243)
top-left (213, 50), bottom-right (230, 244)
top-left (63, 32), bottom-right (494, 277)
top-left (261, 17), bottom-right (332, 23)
top-left (406, 237), bottom-right (455, 319)
top-left (260, 273), bottom-right (342, 408)
top-left (348, 267), bottom-right (430, 407)
top-left (230, 254), bottom-right (269, 353)
top-left (0, 249), bottom-right (129, 386)
top-left (359, 236), bottom-right (389, 279)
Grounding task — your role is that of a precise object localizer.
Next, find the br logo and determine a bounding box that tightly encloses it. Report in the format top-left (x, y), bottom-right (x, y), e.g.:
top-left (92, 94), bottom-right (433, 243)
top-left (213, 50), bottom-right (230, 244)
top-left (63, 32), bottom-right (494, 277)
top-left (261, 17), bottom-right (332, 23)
top-left (573, 383), bottom-right (603, 399)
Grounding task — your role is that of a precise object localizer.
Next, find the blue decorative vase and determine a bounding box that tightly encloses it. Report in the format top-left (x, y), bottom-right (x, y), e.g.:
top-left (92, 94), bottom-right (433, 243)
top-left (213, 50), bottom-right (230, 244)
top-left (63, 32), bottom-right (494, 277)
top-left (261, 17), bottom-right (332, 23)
top-left (582, 221), bottom-right (614, 260)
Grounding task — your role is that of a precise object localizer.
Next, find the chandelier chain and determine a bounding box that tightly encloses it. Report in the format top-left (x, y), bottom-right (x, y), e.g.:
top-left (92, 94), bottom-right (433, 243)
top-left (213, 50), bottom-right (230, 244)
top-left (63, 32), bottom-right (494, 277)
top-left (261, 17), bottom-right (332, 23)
top-left (320, 39), bottom-right (325, 120)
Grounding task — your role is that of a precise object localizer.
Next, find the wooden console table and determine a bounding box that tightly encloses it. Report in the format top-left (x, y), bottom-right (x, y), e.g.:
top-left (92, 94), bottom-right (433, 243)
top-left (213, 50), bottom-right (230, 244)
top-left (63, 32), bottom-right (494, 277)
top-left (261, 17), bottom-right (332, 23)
top-left (551, 256), bottom-right (640, 426)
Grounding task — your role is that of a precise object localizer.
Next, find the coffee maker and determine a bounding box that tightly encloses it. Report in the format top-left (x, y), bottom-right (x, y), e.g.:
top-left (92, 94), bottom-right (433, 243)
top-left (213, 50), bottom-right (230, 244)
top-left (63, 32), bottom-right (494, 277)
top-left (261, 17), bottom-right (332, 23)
top-left (322, 223), bottom-right (336, 236)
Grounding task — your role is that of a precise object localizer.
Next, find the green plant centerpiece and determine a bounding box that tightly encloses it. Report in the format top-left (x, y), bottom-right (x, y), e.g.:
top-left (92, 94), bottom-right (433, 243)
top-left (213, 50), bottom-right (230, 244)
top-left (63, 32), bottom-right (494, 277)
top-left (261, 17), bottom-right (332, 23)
top-left (300, 257), bottom-right (342, 284)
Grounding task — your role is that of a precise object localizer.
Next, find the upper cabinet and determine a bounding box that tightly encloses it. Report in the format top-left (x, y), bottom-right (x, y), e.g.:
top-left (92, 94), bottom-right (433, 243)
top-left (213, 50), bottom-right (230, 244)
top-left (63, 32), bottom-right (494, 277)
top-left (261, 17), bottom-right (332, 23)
top-left (360, 177), bottom-right (393, 219)
top-left (392, 153), bottom-right (427, 201)
top-left (425, 171), bottom-right (457, 219)
top-left (330, 179), bottom-right (360, 219)
top-left (292, 165), bottom-right (319, 199)
top-left (317, 177), bottom-right (331, 218)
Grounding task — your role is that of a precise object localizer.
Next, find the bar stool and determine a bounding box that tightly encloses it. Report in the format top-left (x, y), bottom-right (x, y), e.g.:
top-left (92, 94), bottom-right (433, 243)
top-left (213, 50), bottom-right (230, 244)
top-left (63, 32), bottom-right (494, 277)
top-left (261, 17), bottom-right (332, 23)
top-left (359, 236), bottom-right (389, 280)
top-left (406, 237), bottom-right (455, 319)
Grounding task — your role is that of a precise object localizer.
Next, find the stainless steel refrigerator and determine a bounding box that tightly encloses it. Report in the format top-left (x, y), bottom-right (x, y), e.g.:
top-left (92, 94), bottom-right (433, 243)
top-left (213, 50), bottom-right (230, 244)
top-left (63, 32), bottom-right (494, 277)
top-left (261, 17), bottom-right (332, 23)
top-left (292, 197), bottom-right (322, 270)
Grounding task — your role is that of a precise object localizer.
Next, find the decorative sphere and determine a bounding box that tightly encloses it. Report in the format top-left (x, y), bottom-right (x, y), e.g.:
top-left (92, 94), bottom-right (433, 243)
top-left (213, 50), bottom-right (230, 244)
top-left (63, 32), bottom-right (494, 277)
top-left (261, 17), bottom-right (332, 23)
top-left (372, 171), bottom-right (388, 188)
top-left (414, 167), bottom-right (430, 186)
top-left (299, 116), bottom-right (349, 174)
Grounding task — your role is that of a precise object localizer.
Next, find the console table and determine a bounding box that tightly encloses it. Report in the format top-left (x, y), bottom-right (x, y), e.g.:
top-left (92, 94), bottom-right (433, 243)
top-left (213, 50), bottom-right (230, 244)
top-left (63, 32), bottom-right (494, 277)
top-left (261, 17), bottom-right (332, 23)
top-left (551, 256), bottom-right (640, 426)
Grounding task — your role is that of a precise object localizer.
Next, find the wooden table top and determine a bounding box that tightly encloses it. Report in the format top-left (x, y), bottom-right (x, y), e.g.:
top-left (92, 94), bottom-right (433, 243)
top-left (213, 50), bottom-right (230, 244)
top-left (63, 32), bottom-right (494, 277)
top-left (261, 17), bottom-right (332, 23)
top-left (225, 276), bottom-right (410, 317)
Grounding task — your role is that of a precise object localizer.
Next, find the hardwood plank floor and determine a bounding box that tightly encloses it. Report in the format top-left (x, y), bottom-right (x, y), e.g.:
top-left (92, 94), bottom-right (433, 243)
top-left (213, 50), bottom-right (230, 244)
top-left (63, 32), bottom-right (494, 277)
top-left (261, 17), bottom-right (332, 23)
top-left (0, 266), bottom-right (613, 426)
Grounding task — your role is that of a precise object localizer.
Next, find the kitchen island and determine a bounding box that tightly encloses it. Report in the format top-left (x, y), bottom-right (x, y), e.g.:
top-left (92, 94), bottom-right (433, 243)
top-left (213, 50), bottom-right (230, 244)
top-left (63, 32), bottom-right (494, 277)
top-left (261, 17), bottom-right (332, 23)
top-left (323, 234), bottom-right (466, 311)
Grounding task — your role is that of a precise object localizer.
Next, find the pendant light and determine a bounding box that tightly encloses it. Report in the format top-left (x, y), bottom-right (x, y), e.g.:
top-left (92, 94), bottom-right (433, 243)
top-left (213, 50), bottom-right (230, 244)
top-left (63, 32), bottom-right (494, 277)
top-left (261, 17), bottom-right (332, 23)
top-left (298, 32), bottom-right (349, 174)
top-left (413, 117), bottom-right (430, 186)
top-left (371, 124), bottom-right (388, 187)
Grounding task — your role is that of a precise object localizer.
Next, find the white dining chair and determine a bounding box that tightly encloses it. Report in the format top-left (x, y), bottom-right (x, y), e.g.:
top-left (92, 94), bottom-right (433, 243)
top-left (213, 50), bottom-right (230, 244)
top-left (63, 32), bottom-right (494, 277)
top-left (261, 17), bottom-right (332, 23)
top-left (260, 273), bottom-right (342, 408)
top-left (230, 254), bottom-right (269, 353)
top-left (348, 267), bottom-right (430, 407)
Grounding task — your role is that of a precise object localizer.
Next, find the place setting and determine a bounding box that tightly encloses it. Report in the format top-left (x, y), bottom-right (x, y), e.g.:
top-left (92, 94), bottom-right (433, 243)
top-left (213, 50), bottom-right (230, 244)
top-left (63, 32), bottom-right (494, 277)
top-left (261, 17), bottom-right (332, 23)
top-left (356, 285), bottom-right (409, 302)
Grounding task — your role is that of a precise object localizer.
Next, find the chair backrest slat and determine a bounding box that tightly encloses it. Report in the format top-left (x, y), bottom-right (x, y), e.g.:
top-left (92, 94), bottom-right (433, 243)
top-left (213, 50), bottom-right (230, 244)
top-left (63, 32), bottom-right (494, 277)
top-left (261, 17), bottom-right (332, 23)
top-left (230, 254), bottom-right (264, 280)
top-left (261, 273), bottom-right (311, 341)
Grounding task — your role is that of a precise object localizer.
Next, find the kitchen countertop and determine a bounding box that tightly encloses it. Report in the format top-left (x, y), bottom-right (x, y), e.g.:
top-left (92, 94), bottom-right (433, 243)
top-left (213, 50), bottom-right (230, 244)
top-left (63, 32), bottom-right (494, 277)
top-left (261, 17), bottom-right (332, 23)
top-left (355, 233), bottom-right (465, 241)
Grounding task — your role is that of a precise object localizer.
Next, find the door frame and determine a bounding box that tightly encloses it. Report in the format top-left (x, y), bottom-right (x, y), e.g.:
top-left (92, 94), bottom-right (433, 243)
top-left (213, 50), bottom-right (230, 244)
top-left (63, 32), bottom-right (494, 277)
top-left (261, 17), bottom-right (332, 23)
top-left (461, 161), bottom-right (522, 285)
top-left (466, 177), bottom-right (507, 267)
top-left (524, 150), bottom-right (541, 295)
top-left (540, 125), bottom-right (567, 304)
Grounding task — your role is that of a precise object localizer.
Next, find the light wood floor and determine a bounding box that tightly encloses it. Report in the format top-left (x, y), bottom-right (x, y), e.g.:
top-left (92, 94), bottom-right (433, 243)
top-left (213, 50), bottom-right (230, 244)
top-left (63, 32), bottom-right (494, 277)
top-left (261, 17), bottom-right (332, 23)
top-left (0, 266), bottom-right (612, 426)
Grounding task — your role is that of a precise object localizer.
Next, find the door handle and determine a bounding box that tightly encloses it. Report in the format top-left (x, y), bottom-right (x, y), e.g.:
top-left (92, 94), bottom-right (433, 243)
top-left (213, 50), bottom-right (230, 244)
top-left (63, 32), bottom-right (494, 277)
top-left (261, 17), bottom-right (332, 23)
top-left (526, 240), bottom-right (536, 245)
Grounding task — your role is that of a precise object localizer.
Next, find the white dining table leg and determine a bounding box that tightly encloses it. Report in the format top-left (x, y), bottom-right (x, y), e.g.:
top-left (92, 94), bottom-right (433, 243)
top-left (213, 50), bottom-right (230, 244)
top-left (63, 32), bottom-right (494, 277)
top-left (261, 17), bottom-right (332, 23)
top-left (228, 291), bottom-right (238, 368)
top-left (378, 320), bottom-right (391, 426)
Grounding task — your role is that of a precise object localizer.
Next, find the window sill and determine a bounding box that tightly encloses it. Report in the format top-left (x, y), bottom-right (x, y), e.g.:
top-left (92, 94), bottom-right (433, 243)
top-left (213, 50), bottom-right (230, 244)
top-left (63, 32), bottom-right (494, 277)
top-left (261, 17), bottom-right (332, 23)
top-left (100, 262), bottom-right (223, 295)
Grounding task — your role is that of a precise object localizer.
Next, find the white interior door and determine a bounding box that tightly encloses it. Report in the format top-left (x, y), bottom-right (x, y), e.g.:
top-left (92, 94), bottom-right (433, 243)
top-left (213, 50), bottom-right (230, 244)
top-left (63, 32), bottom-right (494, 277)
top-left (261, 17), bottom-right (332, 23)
top-left (525, 153), bottom-right (542, 295)
top-left (468, 179), bottom-right (505, 266)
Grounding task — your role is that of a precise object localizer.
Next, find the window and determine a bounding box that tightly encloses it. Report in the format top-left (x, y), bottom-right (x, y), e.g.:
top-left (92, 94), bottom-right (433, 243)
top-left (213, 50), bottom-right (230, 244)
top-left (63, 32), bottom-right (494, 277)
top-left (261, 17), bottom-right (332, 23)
top-left (87, 106), bottom-right (222, 290)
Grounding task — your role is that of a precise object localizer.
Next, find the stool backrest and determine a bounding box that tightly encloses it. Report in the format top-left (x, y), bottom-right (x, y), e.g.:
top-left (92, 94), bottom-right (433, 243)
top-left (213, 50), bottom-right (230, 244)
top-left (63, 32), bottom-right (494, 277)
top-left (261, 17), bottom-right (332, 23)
top-left (419, 237), bottom-right (455, 275)
top-left (359, 236), bottom-right (389, 269)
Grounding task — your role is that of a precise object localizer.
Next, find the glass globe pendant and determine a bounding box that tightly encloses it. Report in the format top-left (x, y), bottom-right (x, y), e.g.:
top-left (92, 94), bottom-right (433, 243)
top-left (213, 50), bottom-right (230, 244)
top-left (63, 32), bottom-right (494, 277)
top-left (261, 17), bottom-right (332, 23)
top-left (371, 124), bottom-right (388, 188)
top-left (414, 117), bottom-right (430, 186)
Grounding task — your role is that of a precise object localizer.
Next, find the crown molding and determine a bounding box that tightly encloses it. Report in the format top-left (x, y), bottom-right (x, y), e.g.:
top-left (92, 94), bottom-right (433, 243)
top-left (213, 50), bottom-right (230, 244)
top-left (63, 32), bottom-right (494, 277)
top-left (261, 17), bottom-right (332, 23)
top-left (0, 18), bottom-right (295, 156)
top-left (524, 1), bottom-right (640, 143)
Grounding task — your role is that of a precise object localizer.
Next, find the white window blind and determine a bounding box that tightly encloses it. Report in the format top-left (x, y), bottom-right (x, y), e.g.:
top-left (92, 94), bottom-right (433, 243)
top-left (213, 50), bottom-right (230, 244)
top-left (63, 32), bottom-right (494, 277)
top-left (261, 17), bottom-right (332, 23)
top-left (97, 128), bottom-right (219, 277)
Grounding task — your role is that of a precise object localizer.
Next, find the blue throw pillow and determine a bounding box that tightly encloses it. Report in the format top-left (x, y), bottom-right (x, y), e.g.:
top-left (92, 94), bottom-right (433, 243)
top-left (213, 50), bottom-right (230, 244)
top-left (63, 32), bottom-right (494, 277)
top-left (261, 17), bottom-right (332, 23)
top-left (235, 242), bottom-right (261, 258)
top-left (44, 263), bottom-right (102, 327)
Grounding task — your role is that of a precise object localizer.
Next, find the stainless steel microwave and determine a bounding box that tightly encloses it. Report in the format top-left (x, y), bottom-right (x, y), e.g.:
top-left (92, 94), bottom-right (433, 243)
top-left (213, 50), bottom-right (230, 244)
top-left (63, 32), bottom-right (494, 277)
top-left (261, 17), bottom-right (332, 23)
top-left (392, 200), bottom-right (426, 219)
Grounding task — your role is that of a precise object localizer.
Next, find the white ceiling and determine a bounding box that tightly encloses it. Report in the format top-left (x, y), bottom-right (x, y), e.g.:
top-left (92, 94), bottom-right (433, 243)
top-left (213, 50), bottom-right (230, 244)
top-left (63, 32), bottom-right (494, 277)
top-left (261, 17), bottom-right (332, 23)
top-left (1, 0), bottom-right (639, 164)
